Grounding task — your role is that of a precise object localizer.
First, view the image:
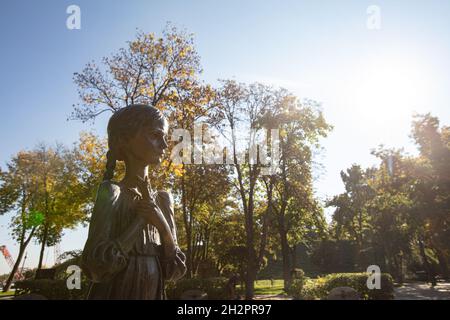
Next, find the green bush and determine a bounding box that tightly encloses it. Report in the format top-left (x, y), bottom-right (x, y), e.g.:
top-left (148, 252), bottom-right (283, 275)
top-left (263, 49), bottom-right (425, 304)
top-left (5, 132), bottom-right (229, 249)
top-left (300, 278), bottom-right (326, 300)
top-left (290, 272), bottom-right (394, 300)
top-left (166, 277), bottom-right (228, 300)
top-left (14, 278), bottom-right (89, 300)
top-left (286, 269), bottom-right (305, 299)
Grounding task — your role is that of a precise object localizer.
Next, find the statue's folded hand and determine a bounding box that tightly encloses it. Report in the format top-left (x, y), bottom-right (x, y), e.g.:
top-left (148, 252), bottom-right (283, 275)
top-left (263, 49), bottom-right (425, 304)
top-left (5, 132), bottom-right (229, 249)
top-left (162, 247), bottom-right (187, 280)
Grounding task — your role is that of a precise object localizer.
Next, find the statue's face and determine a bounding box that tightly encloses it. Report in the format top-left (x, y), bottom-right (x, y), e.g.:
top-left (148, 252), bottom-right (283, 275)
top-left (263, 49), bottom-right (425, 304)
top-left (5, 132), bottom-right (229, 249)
top-left (126, 121), bottom-right (168, 165)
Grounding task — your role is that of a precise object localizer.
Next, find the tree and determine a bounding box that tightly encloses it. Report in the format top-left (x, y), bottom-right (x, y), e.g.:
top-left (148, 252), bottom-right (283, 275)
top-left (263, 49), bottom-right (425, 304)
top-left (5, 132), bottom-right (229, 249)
top-left (258, 93), bottom-right (331, 289)
top-left (212, 81), bottom-right (331, 296)
top-left (368, 149), bottom-right (415, 282)
top-left (0, 151), bottom-right (44, 291)
top-left (72, 24), bottom-right (204, 122)
top-left (173, 164), bottom-right (231, 278)
top-left (328, 165), bottom-right (375, 249)
top-left (213, 80), bottom-right (274, 298)
top-left (327, 113), bottom-right (449, 284)
top-left (70, 131), bottom-right (115, 212)
top-left (330, 149), bottom-right (417, 281)
top-left (409, 114), bottom-right (450, 281)
top-left (28, 144), bottom-right (87, 271)
top-left (164, 66), bottom-right (218, 278)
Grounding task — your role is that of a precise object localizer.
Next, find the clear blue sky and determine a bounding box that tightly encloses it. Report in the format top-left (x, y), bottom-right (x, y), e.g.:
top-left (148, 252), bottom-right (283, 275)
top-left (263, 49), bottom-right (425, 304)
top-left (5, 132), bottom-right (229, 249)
top-left (1, 0), bottom-right (449, 274)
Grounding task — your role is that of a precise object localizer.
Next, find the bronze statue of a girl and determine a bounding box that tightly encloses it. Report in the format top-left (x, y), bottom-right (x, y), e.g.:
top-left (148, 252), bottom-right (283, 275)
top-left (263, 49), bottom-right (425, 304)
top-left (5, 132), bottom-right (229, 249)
top-left (81, 104), bottom-right (186, 299)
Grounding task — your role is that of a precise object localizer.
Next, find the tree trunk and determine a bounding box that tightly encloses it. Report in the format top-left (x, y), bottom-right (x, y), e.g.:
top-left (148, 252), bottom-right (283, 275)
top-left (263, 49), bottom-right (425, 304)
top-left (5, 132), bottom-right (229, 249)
top-left (37, 172), bottom-right (50, 271)
top-left (37, 223), bottom-right (49, 271)
top-left (181, 171), bottom-right (193, 278)
top-left (292, 244), bottom-right (297, 269)
top-left (258, 179), bottom-right (273, 269)
top-left (3, 227), bottom-right (35, 292)
top-left (392, 254), bottom-right (402, 284)
top-left (418, 236), bottom-right (436, 286)
top-left (3, 247), bottom-right (25, 292)
top-left (192, 233), bottom-right (202, 276)
top-left (234, 161), bottom-right (256, 299)
top-left (278, 214), bottom-right (291, 291)
top-left (244, 250), bottom-right (256, 299)
top-left (244, 197), bottom-right (256, 299)
top-left (379, 243), bottom-right (387, 272)
top-left (434, 247), bottom-right (450, 281)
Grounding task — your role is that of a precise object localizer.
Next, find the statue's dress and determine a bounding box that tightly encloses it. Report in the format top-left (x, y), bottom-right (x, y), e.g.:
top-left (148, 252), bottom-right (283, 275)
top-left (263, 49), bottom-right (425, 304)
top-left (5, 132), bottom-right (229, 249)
top-left (81, 181), bottom-right (186, 299)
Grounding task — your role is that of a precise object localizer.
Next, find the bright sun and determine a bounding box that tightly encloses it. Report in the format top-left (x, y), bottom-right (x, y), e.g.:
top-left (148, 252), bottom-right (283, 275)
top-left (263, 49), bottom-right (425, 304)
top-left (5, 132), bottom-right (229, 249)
top-left (351, 55), bottom-right (431, 124)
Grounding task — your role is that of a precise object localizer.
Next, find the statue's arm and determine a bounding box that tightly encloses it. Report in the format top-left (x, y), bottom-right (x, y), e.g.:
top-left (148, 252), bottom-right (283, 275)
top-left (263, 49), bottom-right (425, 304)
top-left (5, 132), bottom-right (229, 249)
top-left (157, 190), bottom-right (187, 281)
top-left (81, 181), bottom-right (146, 283)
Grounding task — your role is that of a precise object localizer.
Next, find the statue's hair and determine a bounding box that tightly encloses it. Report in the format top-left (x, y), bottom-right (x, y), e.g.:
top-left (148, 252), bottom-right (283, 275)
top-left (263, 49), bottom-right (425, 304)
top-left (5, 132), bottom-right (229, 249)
top-left (103, 104), bottom-right (167, 181)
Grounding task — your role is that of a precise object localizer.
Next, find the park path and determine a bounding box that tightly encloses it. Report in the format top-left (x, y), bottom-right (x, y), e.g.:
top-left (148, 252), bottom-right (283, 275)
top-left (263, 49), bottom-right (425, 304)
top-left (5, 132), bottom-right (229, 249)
top-left (254, 282), bottom-right (450, 300)
top-left (2, 282), bottom-right (449, 300)
top-left (394, 282), bottom-right (450, 300)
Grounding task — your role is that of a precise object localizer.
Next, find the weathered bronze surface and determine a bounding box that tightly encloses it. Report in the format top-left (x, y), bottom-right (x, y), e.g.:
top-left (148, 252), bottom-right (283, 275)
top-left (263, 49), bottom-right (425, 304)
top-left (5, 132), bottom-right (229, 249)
top-left (81, 104), bottom-right (186, 299)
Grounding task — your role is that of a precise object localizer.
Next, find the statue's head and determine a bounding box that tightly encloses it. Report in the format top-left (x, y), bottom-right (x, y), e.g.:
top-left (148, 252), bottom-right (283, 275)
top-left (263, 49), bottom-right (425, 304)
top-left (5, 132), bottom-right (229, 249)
top-left (103, 104), bottom-right (168, 181)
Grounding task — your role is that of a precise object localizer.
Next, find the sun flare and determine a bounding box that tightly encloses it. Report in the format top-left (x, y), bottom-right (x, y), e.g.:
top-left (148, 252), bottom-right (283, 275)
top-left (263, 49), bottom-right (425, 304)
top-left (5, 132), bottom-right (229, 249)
top-left (351, 55), bottom-right (431, 123)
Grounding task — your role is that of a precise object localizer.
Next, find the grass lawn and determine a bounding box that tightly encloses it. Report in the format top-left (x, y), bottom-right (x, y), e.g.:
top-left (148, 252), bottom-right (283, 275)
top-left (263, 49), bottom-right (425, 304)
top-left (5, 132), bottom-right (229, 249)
top-left (237, 279), bottom-right (286, 296)
top-left (0, 291), bottom-right (15, 297)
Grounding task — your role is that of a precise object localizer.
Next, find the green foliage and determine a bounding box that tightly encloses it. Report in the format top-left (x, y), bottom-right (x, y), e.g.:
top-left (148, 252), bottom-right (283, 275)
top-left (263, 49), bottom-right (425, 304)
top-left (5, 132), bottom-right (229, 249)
top-left (165, 277), bottom-right (228, 300)
top-left (328, 113), bottom-right (450, 282)
top-left (289, 273), bottom-right (394, 300)
top-left (286, 269), bottom-right (305, 298)
top-left (328, 165), bottom-right (374, 244)
top-left (26, 210), bottom-right (45, 228)
top-left (173, 164), bottom-right (232, 278)
top-left (310, 240), bottom-right (358, 273)
top-left (300, 278), bottom-right (326, 300)
top-left (322, 273), bottom-right (394, 300)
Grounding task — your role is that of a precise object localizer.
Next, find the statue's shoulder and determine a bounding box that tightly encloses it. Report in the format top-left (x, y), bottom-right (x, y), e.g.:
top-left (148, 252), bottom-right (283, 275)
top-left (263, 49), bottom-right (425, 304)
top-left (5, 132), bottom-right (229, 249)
top-left (96, 180), bottom-right (121, 203)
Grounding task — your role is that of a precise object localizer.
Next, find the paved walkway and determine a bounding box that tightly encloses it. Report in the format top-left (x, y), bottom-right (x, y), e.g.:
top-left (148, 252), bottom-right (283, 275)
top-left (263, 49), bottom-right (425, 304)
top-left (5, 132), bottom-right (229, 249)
top-left (394, 282), bottom-right (450, 300)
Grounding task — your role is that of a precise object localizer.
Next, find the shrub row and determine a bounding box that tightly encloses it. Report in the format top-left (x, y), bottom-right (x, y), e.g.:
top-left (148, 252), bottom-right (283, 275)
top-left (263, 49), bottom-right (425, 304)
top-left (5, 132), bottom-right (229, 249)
top-left (14, 277), bottom-right (228, 300)
top-left (288, 272), bottom-right (394, 300)
top-left (14, 273), bottom-right (394, 300)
